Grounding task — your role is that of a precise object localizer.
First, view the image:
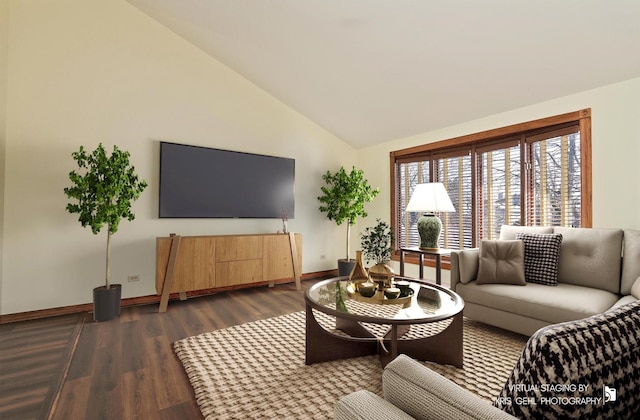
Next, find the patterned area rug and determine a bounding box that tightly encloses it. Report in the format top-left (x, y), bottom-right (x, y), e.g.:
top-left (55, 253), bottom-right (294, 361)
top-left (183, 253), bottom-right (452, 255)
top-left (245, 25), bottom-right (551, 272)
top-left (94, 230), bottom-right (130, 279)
top-left (174, 311), bottom-right (528, 419)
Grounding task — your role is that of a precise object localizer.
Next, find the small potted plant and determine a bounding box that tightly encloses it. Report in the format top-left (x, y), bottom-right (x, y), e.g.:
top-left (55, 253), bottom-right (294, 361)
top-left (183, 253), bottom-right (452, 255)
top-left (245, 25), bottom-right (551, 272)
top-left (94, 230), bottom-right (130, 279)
top-left (360, 219), bottom-right (394, 288)
top-left (318, 166), bottom-right (379, 275)
top-left (64, 143), bottom-right (148, 321)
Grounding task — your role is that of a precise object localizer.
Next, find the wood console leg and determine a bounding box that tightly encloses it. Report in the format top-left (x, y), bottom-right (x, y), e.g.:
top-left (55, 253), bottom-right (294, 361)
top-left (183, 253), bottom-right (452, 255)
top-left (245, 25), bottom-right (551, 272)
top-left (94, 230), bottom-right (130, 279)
top-left (159, 235), bottom-right (181, 313)
top-left (289, 232), bottom-right (301, 290)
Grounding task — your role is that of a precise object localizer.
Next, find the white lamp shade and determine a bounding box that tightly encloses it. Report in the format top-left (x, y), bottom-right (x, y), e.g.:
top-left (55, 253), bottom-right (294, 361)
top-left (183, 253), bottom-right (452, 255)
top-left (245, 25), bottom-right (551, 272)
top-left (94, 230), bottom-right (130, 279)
top-left (405, 183), bottom-right (455, 213)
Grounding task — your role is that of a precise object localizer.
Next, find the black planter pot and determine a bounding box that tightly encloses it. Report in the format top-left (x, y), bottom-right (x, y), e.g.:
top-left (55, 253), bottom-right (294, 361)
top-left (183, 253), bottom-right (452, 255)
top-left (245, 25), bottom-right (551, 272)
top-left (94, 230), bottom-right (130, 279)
top-left (337, 259), bottom-right (356, 277)
top-left (93, 284), bottom-right (122, 322)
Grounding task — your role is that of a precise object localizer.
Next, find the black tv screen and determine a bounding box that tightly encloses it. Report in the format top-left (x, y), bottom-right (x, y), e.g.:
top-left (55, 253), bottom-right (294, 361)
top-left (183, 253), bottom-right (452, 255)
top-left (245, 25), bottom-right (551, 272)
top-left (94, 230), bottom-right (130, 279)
top-left (159, 142), bottom-right (295, 218)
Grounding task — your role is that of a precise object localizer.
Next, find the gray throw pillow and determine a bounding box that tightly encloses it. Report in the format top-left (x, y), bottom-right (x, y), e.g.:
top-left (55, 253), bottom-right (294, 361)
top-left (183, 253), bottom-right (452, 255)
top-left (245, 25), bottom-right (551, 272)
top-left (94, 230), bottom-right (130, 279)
top-left (632, 276), bottom-right (640, 299)
top-left (516, 232), bottom-right (563, 286)
top-left (476, 240), bottom-right (526, 285)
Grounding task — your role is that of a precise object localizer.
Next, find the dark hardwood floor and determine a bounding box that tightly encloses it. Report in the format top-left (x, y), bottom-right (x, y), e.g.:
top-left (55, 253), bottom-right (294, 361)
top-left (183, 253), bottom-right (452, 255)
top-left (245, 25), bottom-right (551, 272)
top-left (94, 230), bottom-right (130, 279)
top-left (0, 313), bottom-right (84, 419)
top-left (0, 280), bottom-right (317, 420)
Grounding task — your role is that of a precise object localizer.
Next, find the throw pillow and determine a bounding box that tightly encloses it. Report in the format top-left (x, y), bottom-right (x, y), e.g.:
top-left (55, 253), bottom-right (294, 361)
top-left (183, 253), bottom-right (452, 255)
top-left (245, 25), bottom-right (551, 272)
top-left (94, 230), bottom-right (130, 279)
top-left (495, 300), bottom-right (640, 419)
top-left (632, 276), bottom-right (640, 299)
top-left (476, 240), bottom-right (526, 285)
top-left (516, 232), bottom-right (563, 286)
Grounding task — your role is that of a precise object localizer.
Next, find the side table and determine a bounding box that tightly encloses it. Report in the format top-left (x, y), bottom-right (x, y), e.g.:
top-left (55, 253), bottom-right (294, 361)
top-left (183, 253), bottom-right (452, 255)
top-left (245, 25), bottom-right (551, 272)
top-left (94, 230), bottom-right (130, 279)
top-left (399, 247), bottom-right (453, 285)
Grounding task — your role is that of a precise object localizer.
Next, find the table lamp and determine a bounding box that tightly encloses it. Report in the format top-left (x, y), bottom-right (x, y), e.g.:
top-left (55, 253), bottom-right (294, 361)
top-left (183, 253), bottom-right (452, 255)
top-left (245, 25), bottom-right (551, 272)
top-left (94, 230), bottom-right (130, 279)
top-left (405, 183), bottom-right (455, 250)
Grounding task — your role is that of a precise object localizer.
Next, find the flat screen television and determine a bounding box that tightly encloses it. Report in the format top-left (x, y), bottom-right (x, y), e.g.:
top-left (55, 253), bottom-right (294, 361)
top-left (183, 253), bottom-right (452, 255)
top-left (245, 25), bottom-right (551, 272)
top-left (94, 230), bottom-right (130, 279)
top-left (159, 142), bottom-right (295, 218)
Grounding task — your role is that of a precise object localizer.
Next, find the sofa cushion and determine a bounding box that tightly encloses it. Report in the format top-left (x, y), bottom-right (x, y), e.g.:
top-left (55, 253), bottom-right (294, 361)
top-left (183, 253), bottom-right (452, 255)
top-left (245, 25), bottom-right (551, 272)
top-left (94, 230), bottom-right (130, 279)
top-left (553, 227), bottom-right (623, 293)
top-left (632, 276), bottom-right (640, 299)
top-left (612, 294), bottom-right (638, 308)
top-left (621, 230), bottom-right (640, 295)
top-left (477, 240), bottom-right (526, 285)
top-left (456, 281), bottom-right (619, 325)
top-left (499, 225), bottom-right (553, 240)
top-left (516, 233), bottom-right (562, 286)
top-left (495, 300), bottom-right (640, 420)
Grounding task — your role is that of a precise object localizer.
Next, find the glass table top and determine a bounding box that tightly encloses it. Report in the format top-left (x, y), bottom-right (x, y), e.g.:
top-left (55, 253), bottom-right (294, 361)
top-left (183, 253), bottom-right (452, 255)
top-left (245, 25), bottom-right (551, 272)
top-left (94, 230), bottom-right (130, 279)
top-left (306, 277), bottom-right (463, 324)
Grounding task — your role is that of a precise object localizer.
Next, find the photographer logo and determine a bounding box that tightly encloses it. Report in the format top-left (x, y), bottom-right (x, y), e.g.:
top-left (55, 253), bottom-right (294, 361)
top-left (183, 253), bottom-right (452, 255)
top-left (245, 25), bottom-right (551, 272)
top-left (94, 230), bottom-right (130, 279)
top-left (604, 386), bottom-right (617, 403)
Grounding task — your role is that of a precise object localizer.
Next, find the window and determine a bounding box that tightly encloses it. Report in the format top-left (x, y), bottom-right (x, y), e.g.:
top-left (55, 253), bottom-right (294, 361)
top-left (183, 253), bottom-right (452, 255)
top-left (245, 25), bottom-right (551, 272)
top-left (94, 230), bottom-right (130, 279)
top-left (527, 127), bottom-right (582, 227)
top-left (477, 140), bottom-right (521, 239)
top-left (391, 110), bottom-right (592, 252)
top-left (435, 151), bottom-right (473, 249)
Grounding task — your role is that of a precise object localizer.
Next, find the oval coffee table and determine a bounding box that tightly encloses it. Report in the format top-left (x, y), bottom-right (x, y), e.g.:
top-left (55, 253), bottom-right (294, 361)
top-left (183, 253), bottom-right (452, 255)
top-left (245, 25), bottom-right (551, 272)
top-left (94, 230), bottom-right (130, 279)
top-left (305, 276), bottom-right (464, 367)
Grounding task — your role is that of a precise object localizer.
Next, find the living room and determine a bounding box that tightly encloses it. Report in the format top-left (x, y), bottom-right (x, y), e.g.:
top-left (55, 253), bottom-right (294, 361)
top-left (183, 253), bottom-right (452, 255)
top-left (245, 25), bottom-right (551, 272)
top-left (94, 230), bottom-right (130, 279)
top-left (1, 1), bottom-right (639, 419)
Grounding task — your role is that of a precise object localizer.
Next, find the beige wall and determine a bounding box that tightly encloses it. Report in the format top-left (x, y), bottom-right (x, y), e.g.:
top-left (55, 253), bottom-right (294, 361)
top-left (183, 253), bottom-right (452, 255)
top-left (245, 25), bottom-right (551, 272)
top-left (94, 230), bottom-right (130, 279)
top-left (1, 0), bottom-right (357, 315)
top-left (0, 1), bottom-right (8, 311)
top-left (358, 77), bottom-right (640, 279)
top-left (3, 0), bottom-right (639, 315)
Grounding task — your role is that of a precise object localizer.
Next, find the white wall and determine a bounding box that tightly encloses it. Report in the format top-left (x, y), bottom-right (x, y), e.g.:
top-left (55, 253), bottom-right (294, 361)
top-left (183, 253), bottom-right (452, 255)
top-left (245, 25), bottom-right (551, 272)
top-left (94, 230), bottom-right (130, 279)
top-left (358, 77), bottom-right (640, 277)
top-left (1, 0), bottom-right (357, 315)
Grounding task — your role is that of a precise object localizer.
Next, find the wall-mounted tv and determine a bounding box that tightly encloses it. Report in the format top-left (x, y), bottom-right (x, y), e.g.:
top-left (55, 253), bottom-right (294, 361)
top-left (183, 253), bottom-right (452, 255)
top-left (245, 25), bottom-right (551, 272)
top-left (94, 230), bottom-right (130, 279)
top-left (159, 142), bottom-right (295, 218)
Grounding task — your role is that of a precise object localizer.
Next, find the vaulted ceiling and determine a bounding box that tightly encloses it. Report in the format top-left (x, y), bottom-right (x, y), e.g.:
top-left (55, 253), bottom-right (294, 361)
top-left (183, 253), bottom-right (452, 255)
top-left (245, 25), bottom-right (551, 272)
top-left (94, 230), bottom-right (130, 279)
top-left (128, 0), bottom-right (640, 149)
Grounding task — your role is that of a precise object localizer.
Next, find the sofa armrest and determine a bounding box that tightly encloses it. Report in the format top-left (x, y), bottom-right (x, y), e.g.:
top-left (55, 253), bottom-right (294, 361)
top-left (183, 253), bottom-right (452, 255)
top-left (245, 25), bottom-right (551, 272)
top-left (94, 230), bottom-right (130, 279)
top-left (383, 355), bottom-right (517, 420)
top-left (450, 248), bottom-right (479, 291)
top-left (334, 389), bottom-right (414, 420)
top-left (450, 251), bottom-right (461, 291)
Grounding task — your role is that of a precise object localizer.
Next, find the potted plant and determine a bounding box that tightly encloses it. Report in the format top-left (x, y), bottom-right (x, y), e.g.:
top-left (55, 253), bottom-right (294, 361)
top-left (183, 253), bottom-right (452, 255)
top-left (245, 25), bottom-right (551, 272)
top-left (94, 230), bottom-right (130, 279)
top-left (318, 166), bottom-right (379, 275)
top-left (360, 219), bottom-right (394, 288)
top-left (64, 143), bottom-right (148, 322)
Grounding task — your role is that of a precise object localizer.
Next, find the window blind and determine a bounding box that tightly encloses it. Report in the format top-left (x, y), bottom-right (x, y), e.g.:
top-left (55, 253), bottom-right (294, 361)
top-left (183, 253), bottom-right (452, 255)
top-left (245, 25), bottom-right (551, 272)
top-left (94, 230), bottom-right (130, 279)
top-left (526, 127), bottom-right (581, 227)
top-left (390, 110), bottom-right (590, 252)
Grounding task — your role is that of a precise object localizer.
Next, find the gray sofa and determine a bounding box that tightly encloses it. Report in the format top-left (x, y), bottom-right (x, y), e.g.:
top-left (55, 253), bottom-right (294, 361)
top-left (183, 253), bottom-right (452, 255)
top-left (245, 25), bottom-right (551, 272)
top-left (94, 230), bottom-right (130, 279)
top-left (335, 300), bottom-right (640, 420)
top-left (450, 226), bottom-right (640, 335)
top-left (335, 355), bottom-right (516, 420)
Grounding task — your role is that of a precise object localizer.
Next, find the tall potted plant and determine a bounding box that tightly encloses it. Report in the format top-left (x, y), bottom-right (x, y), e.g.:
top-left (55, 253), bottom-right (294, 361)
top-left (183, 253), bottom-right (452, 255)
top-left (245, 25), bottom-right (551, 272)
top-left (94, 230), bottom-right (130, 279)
top-left (64, 143), bottom-right (148, 322)
top-left (318, 166), bottom-right (379, 275)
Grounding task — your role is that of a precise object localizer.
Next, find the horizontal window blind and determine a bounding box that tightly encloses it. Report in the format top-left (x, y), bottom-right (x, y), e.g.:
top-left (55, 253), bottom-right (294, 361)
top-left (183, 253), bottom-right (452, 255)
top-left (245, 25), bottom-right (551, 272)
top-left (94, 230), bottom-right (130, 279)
top-left (477, 143), bottom-right (522, 240)
top-left (396, 160), bottom-right (430, 249)
top-left (527, 128), bottom-right (581, 227)
top-left (391, 110), bottom-right (591, 251)
top-left (436, 153), bottom-right (472, 249)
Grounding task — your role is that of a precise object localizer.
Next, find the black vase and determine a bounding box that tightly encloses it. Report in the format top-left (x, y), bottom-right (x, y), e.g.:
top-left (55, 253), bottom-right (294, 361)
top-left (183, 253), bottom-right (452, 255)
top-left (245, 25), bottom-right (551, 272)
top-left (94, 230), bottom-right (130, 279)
top-left (93, 284), bottom-right (122, 322)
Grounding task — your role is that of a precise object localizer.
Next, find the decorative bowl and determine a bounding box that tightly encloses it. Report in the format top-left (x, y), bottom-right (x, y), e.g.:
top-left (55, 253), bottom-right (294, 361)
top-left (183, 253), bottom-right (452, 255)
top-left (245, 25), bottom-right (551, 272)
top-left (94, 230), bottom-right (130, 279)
top-left (358, 281), bottom-right (377, 297)
top-left (384, 287), bottom-right (401, 299)
top-left (395, 280), bottom-right (411, 297)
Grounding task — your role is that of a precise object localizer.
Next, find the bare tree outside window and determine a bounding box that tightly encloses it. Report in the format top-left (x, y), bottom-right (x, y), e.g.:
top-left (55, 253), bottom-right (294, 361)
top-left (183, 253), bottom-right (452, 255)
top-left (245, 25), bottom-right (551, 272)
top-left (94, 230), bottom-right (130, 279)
top-left (530, 133), bottom-right (581, 227)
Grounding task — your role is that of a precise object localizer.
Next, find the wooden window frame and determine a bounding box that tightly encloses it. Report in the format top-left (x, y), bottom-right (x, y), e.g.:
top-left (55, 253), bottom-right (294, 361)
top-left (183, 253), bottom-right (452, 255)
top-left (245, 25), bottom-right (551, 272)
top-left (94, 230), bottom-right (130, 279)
top-left (390, 109), bottom-right (592, 263)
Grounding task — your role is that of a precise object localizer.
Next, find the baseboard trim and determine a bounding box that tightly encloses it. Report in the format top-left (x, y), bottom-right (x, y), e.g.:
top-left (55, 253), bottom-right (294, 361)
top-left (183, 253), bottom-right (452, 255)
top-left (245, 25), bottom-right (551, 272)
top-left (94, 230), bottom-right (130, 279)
top-left (0, 269), bottom-right (337, 324)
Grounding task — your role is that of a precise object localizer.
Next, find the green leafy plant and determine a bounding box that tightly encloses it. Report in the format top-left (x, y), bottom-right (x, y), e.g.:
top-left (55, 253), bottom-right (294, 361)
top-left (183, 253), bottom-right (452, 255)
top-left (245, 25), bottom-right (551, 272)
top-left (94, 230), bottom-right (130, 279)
top-left (64, 144), bottom-right (148, 289)
top-left (318, 166), bottom-right (379, 261)
top-left (361, 218), bottom-right (394, 264)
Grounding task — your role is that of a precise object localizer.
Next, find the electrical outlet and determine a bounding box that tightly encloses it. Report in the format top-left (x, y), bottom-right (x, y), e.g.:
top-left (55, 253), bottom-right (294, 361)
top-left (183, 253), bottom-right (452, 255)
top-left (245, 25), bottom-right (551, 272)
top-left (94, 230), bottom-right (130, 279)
top-left (128, 274), bottom-right (140, 282)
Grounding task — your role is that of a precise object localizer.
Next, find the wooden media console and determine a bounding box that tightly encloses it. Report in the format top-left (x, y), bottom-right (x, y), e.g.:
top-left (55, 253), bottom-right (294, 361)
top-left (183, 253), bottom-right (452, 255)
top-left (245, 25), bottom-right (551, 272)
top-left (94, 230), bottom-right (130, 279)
top-left (156, 232), bottom-right (302, 312)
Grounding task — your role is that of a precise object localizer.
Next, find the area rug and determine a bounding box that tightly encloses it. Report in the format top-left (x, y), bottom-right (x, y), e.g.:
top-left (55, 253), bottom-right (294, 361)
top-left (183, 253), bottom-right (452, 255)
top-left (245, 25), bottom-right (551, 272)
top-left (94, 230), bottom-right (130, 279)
top-left (174, 311), bottom-right (528, 419)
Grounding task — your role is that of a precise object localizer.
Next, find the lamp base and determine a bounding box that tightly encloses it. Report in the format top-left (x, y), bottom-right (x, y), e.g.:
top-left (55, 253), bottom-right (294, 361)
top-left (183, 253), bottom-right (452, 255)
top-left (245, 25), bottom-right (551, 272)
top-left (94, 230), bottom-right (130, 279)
top-left (417, 213), bottom-right (442, 250)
